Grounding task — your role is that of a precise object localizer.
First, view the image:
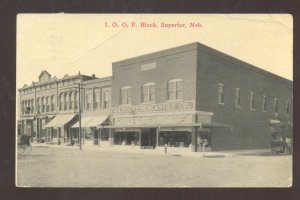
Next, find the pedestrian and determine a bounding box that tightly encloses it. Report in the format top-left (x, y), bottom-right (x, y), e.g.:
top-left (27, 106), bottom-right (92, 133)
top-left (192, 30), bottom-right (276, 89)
top-left (285, 137), bottom-right (292, 154)
top-left (164, 143), bottom-right (167, 154)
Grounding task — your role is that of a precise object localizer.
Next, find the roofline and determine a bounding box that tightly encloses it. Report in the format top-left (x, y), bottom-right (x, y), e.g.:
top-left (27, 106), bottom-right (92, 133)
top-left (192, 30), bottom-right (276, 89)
top-left (18, 72), bottom-right (99, 91)
top-left (112, 42), bottom-right (292, 86)
top-left (83, 76), bottom-right (112, 84)
top-left (112, 42), bottom-right (198, 67)
top-left (195, 42), bottom-right (292, 86)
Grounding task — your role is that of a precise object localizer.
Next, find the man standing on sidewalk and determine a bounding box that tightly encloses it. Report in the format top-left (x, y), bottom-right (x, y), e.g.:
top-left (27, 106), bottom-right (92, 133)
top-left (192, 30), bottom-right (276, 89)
top-left (285, 137), bottom-right (292, 154)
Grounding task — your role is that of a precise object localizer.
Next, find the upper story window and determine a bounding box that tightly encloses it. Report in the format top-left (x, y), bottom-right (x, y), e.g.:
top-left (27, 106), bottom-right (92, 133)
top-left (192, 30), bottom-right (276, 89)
top-left (235, 88), bottom-right (240, 107)
top-left (21, 100), bottom-right (24, 114)
top-left (286, 101), bottom-right (290, 115)
top-left (94, 88), bottom-right (100, 109)
top-left (51, 95), bottom-right (56, 111)
top-left (59, 93), bottom-right (63, 111)
top-left (120, 86), bottom-right (132, 105)
top-left (142, 82), bottom-right (155, 103)
top-left (262, 96), bottom-right (267, 112)
top-left (217, 83), bottom-right (224, 104)
top-left (46, 96), bottom-right (49, 112)
top-left (41, 97), bottom-right (45, 112)
top-left (274, 98), bottom-right (278, 114)
top-left (74, 92), bottom-right (78, 109)
top-left (63, 93), bottom-right (67, 110)
top-left (250, 92), bottom-right (255, 110)
top-left (102, 90), bottom-right (111, 109)
top-left (31, 99), bottom-right (34, 114)
top-left (36, 98), bottom-right (40, 113)
top-left (86, 93), bottom-right (93, 110)
top-left (167, 79), bottom-right (183, 101)
top-left (69, 92), bottom-right (73, 110)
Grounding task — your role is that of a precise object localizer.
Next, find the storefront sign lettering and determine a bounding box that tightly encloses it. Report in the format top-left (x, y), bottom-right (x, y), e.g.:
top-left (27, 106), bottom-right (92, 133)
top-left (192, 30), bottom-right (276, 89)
top-left (112, 101), bottom-right (195, 114)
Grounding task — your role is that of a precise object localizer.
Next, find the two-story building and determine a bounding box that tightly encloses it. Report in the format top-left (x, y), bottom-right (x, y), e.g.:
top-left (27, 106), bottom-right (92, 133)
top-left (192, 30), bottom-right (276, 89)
top-left (108, 42), bottom-right (293, 151)
top-left (18, 70), bottom-right (112, 146)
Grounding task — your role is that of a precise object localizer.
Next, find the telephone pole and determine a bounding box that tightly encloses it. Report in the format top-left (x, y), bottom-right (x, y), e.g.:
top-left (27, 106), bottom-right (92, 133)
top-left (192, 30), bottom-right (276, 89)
top-left (78, 83), bottom-right (82, 151)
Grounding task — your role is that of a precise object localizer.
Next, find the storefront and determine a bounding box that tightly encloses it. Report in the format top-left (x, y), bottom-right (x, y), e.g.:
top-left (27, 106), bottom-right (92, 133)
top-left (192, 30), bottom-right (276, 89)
top-left (108, 101), bottom-right (230, 152)
top-left (71, 111), bottom-right (110, 147)
top-left (44, 113), bottom-right (77, 144)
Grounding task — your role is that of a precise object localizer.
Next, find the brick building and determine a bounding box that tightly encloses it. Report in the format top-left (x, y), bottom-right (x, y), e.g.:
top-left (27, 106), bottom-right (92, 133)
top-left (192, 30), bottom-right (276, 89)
top-left (18, 70), bottom-right (112, 145)
top-left (109, 42), bottom-right (293, 151)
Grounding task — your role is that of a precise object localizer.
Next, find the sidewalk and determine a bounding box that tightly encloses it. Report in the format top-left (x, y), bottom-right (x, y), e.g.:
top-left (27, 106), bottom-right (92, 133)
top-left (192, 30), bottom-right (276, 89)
top-left (31, 142), bottom-right (269, 158)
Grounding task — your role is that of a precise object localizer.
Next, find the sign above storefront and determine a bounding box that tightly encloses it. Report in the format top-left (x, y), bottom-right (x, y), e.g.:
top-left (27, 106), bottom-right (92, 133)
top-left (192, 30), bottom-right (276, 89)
top-left (112, 101), bottom-right (195, 114)
top-left (141, 62), bottom-right (156, 71)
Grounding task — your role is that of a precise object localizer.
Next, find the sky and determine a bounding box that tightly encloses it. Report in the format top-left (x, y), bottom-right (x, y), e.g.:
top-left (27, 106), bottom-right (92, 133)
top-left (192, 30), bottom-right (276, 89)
top-left (16, 14), bottom-right (293, 89)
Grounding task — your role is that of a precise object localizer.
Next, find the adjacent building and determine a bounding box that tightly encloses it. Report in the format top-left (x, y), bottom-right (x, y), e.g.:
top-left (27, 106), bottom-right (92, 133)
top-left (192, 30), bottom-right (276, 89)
top-left (18, 42), bottom-right (293, 151)
top-left (18, 70), bottom-right (112, 146)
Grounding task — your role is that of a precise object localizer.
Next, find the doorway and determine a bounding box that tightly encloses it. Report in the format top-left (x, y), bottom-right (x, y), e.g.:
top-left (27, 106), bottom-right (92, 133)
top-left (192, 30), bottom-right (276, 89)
top-left (141, 128), bottom-right (157, 149)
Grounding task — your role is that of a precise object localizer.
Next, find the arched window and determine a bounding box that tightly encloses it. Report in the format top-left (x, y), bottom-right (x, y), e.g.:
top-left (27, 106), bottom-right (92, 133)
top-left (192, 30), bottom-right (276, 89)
top-left (120, 86), bottom-right (132, 105)
top-left (46, 96), bottom-right (49, 112)
top-left (36, 98), bottom-right (40, 113)
top-left (21, 100), bottom-right (24, 114)
top-left (167, 79), bottom-right (183, 101)
top-left (217, 83), bottom-right (224, 104)
top-left (63, 93), bottom-right (67, 110)
top-left (59, 93), bottom-right (63, 111)
top-left (41, 97), bottom-right (45, 112)
top-left (102, 90), bottom-right (110, 109)
top-left (24, 100), bottom-right (27, 114)
top-left (74, 92), bottom-right (78, 109)
top-left (142, 82), bottom-right (155, 103)
top-left (86, 91), bottom-right (93, 110)
top-left (50, 95), bottom-right (56, 111)
top-left (69, 92), bottom-right (73, 110)
top-left (274, 98), bottom-right (278, 114)
top-left (30, 99), bottom-right (34, 114)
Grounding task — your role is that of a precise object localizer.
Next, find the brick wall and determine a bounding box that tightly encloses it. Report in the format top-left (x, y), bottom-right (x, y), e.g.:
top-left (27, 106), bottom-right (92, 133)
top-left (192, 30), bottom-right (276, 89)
top-left (196, 43), bottom-right (293, 150)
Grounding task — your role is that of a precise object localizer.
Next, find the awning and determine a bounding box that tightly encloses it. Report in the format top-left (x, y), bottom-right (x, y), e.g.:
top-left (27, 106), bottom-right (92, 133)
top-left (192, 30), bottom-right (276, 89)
top-left (45, 113), bottom-right (76, 128)
top-left (105, 122), bottom-right (232, 129)
top-left (20, 116), bottom-right (35, 120)
top-left (72, 115), bottom-right (109, 128)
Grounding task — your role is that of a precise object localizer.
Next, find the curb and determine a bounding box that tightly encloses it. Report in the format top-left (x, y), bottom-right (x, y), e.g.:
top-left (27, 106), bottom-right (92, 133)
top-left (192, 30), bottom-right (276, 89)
top-left (31, 143), bottom-right (235, 158)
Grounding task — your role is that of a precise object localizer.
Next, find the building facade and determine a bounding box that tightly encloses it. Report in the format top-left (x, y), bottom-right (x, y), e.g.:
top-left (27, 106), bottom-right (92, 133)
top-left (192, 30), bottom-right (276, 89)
top-left (18, 42), bottom-right (293, 151)
top-left (18, 70), bottom-right (112, 146)
top-left (109, 42), bottom-right (293, 151)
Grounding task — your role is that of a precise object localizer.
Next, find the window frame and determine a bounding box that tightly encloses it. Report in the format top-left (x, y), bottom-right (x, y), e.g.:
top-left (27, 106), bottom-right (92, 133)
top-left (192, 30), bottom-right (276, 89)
top-left (250, 91), bottom-right (255, 110)
top-left (167, 79), bottom-right (183, 101)
top-left (262, 95), bottom-right (267, 112)
top-left (274, 98), bottom-right (278, 114)
top-left (120, 86), bottom-right (132, 105)
top-left (235, 88), bottom-right (241, 108)
top-left (103, 90), bottom-right (111, 109)
top-left (142, 82), bottom-right (155, 104)
top-left (217, 83), bottom-right (224, 105)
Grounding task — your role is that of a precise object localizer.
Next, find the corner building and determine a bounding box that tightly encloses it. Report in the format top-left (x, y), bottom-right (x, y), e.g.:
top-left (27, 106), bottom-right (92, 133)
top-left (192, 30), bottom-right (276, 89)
top-left (109, 42), bottom-right (293, 151)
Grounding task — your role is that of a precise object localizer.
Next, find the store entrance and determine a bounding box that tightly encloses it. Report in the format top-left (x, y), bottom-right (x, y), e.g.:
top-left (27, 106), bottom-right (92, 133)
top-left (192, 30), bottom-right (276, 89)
top-left (141, 128), bottom-right (157, 149)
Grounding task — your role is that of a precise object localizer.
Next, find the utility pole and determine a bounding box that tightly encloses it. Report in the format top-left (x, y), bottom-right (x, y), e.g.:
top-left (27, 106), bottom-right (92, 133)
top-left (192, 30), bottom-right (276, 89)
top-left (60, 82), bottom-right (85, 151)
top-left (78, 83), bottom-right (82, 151)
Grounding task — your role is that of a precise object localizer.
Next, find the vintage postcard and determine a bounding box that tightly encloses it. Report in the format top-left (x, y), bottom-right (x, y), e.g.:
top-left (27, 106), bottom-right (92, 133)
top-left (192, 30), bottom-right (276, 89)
top-left (16, 14), bottom-right (293, 187)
